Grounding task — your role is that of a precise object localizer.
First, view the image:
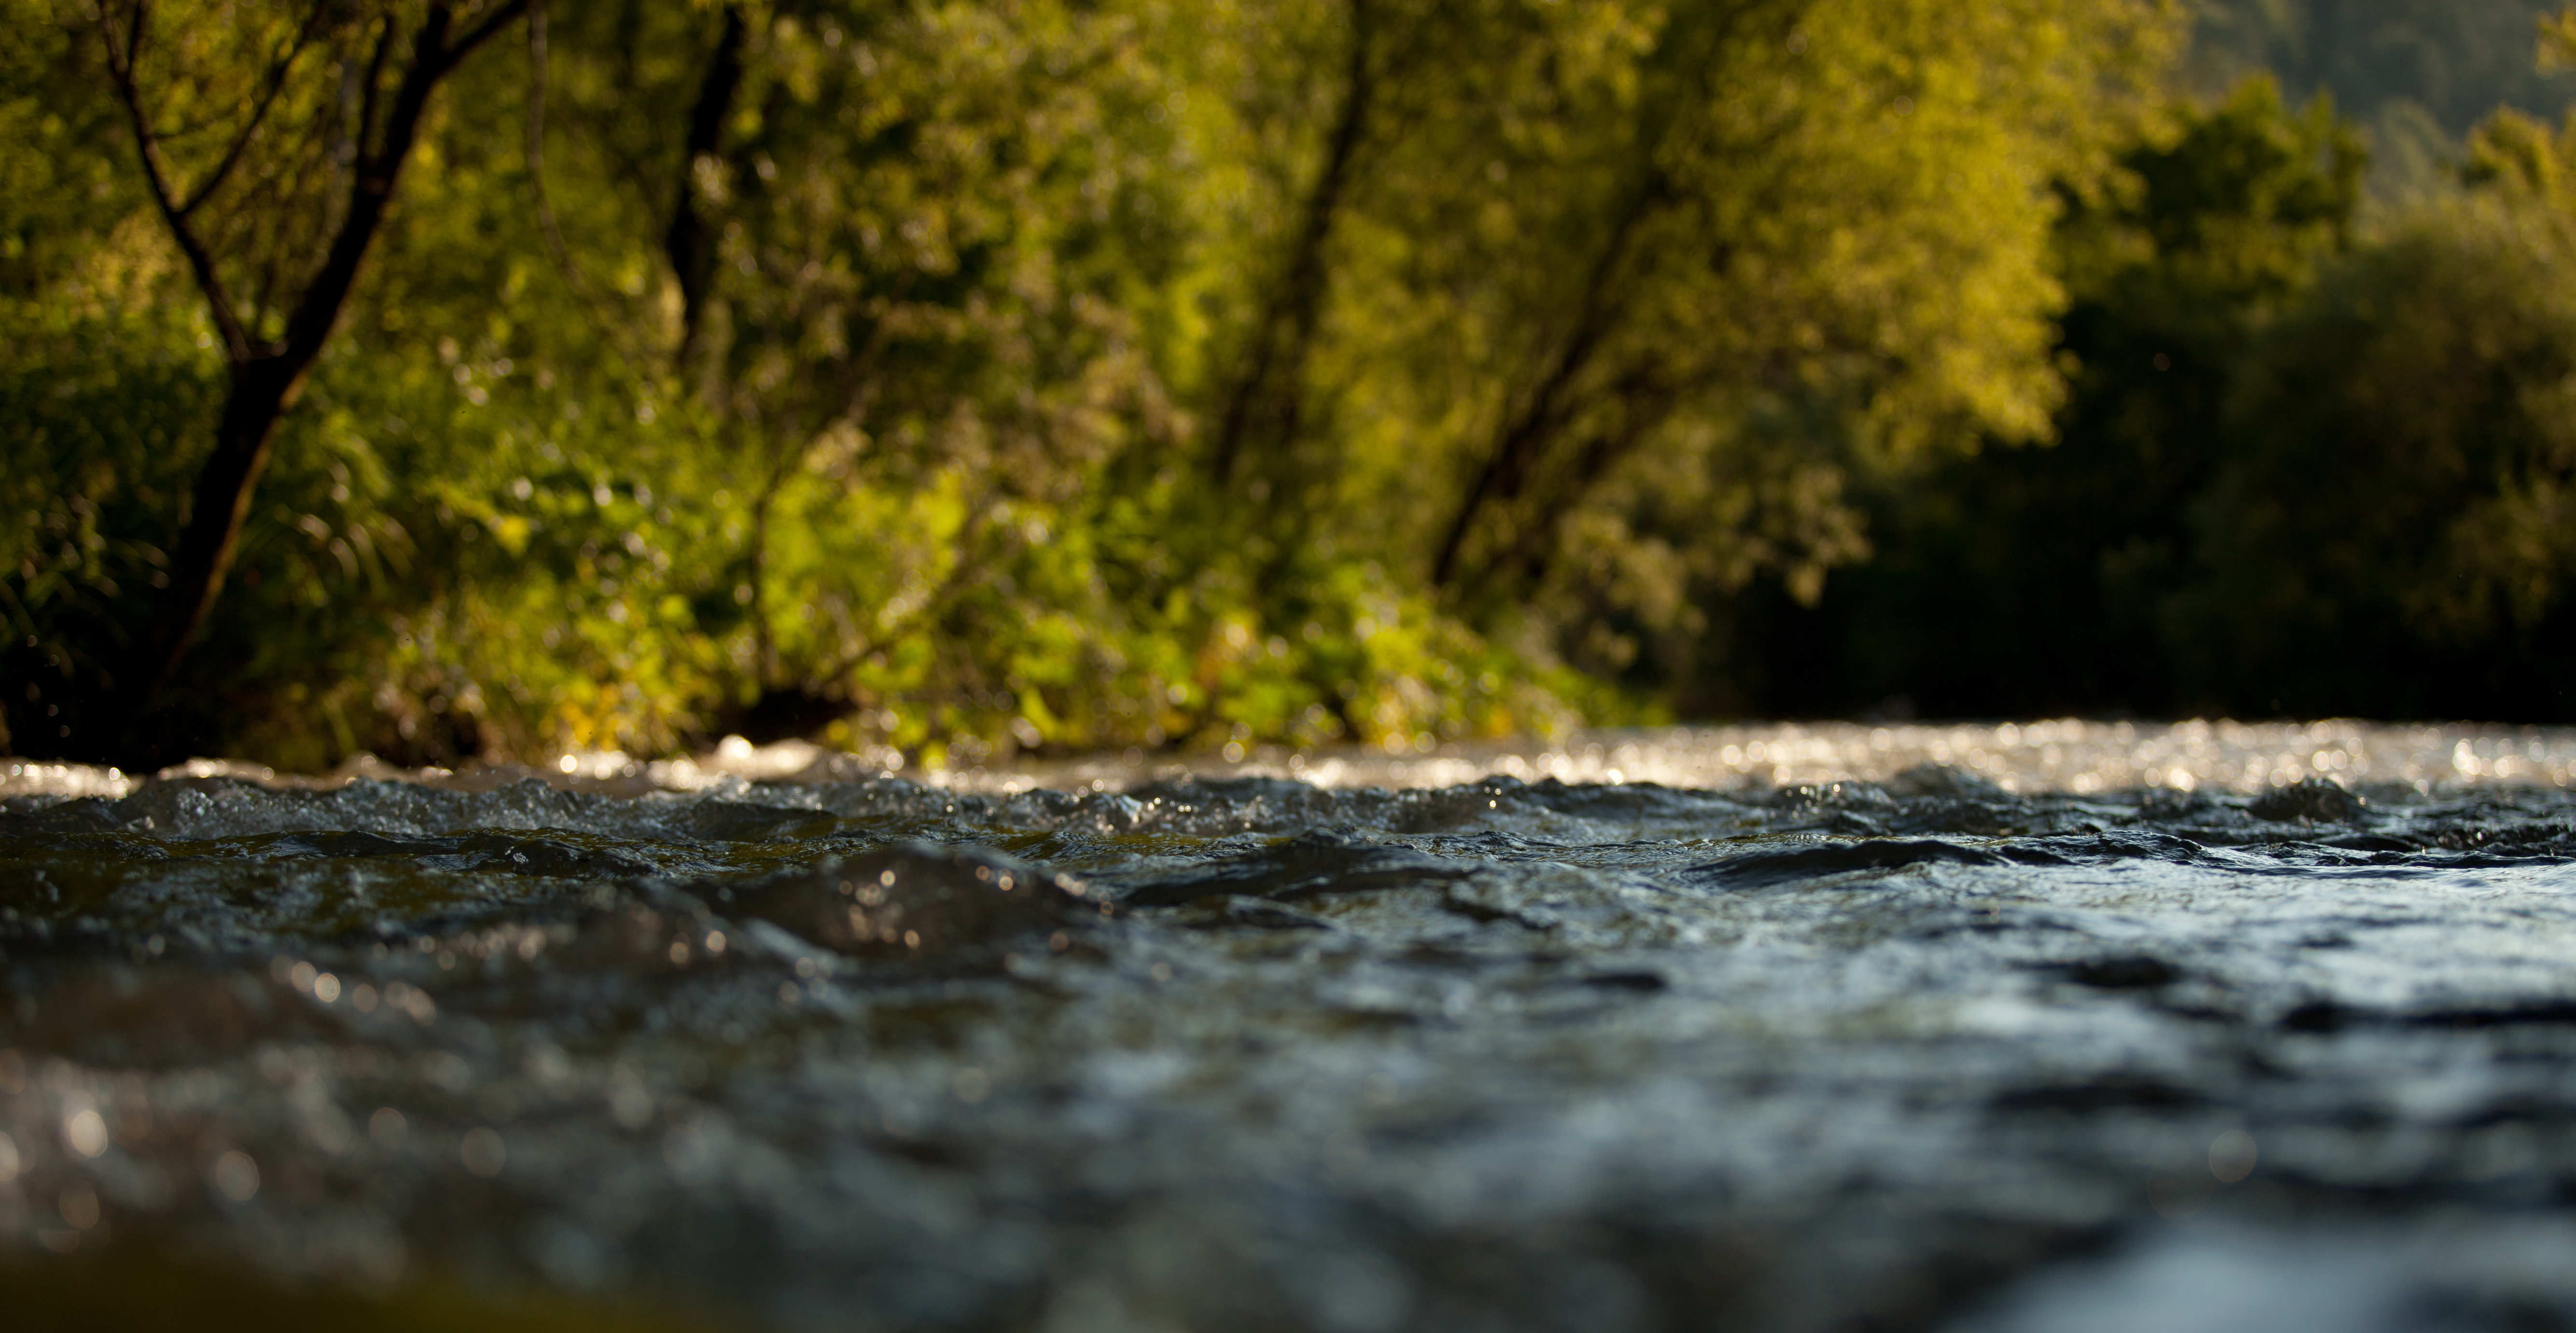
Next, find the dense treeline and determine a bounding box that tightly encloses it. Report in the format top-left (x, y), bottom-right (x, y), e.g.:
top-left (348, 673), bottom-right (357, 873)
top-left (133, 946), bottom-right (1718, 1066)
top-left (1722, 62), bottom-right (2576, 723)
top-left (4, 0), bottom-right (2575, 768)
top-left (0, 0), bottom-right (2165, 766)
top-left (2189, 0), bottom-right (2576, 197)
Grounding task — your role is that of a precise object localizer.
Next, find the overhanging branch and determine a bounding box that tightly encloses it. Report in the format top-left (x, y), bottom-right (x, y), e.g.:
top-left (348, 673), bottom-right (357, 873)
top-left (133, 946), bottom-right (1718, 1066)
top-left (176, 0), bottom-right (330, 218)
top-left (97, 0), bottom-right (252, 361)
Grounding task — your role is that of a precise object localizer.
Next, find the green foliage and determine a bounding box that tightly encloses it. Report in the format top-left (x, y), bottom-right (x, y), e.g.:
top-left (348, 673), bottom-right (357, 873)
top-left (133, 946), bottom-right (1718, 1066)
top-left (0, 6), bottom-right (208, 751)
top-left (2184, 0), bottom-right (2576, 198)
top-left (1705, 75), bottom-right (2365, 717)
top-left (0, 307), bottom-right (221, 706)
top-left (5, 0), bottom-right (2180, 765)
top-left (1711, 57), bottom-right (2576, 723)
top-left (2172, 132), bottom-right (2576, 714)
top-left (1196, 0), bottom-right (2176, 691)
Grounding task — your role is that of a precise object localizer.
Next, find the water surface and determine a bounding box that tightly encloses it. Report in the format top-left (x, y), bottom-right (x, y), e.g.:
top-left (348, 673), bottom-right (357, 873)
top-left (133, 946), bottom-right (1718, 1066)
top-left (4, 722), bottom-right (2574, 1331)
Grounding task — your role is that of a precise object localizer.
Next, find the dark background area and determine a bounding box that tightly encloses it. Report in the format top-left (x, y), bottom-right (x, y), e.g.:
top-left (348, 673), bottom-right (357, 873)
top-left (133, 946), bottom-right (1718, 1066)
top-left (1694, 2), bottom-right (2576, 723)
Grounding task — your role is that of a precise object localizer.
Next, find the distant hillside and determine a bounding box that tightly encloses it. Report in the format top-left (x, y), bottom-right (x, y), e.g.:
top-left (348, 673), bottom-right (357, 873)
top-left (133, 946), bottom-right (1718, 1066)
top-left (2187, 0), bottom-right (2576, 197)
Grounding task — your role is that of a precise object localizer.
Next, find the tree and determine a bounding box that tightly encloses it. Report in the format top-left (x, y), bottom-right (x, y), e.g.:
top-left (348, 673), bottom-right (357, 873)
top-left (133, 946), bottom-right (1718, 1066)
top-left (2186, 0), bottom-right (2574, 198)
top-left (1201, 0), bottom-right (2175, 685)
top-left (94, 0), bottom-right (528, 711)
top-left (1, 0), bottom-right (2245, 765)
top-left (1717, 76), bottom-right (2364, 718)
top-left (2168, 103), bottom-right (2576, 717)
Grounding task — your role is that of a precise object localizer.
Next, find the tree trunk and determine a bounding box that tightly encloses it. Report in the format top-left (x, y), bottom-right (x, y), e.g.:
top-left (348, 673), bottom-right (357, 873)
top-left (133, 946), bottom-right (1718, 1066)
top-left (666, 3), bottom-right (747, 365)
top-left (105, 0), bottom-right (532, 708)
top-left (1429, 173), bottom-right (1669, 594)
top-left (141, 356), bottom-right (301, 694)
top-left (1207, 0), bottom-right (1373, 488)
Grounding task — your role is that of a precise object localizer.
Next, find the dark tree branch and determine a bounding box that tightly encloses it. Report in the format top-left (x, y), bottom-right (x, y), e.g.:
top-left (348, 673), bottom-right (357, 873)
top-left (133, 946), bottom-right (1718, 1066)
top-left (1487, 369), bottom-right (1686, 600)
top-left (1429, 171), bottom-right (1666, 590)
top-left (177, 0), bottom-right (330, 218)
top-left (121, 0), bottom-right (143, 79)
top-left (1207, 0), bottom-right (1374, 488)
top-left (123, 0), bottom-right (531, 705)
top-left (285, 0), bottom-right (530, 359)
top-left (1424, 3), bottom-right (1790, 598)
top-left (98, 0), bottom-right (252, 361)
top-left (452, 0), bottom-right (537, 60)
top-left (666, 3), bottom-right (747, 364)
top-left (355, 15), bottom-right (394, 165)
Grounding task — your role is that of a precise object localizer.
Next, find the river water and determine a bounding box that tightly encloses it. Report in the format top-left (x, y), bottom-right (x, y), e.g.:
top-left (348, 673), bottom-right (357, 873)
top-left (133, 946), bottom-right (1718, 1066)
top-left (3, 721), bottom-right (2575, 1331)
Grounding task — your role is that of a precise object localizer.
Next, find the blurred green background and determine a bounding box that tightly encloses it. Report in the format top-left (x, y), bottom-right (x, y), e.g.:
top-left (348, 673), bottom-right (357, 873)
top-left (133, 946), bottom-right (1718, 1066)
top-left (9, 0), bottom-right (2576, 772)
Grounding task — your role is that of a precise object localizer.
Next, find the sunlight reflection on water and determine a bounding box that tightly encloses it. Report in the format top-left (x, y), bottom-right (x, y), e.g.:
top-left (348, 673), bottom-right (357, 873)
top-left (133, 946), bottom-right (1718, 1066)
top-left (7, 719), bottom-right (2573, 803)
